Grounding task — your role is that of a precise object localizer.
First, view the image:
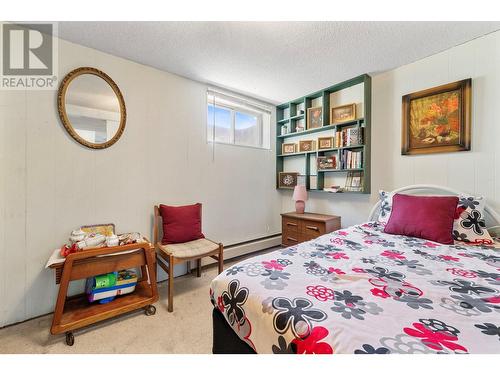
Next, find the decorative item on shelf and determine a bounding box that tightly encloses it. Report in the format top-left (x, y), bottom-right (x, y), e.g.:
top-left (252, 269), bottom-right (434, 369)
top-left (345, 171), bottom-right (363, 192)
top-left (307, 106), bottom-right (323, 129)
top-left (310, 175), bottom-right (318, 190)
top-left (317, 155), bottom-right (337, 170)
top-left (292, 185), bottom-right (308, 214)
top-left (280, 125), bottom-right (289, 136)
top-left (298, 140), bottom-right (316, 152)
top-left (318, 136), bottom-right (334, 150)
top-left (278, 172), bottom-right (298, 189)
top-left (331, 103), bottom-right (356, 124)
top-left (323, 186), bottom-right (342, 193)
top-left (401, 78), bottom-right (471, 155)
top-left (282, 143), bottom-right (296, 154)
top-left (296, 122), bottom-right (305, 132)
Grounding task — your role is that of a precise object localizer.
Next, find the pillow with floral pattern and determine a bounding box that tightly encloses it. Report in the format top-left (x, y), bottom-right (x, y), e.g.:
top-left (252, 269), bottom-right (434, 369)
top-left (452, 196), bottom-right (494, 246)
top-left (377, 190), bottom-right (394, 224)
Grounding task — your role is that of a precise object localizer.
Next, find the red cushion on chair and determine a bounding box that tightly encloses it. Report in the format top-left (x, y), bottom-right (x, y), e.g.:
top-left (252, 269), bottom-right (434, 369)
top-left (159, 203), bottom-right (205, 244)
top-left (383, 194), bottom-right (458, 244)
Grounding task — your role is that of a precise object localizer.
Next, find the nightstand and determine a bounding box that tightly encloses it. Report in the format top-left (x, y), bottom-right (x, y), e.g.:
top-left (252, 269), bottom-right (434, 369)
top-left (281, 212), bottom-right (341, 247)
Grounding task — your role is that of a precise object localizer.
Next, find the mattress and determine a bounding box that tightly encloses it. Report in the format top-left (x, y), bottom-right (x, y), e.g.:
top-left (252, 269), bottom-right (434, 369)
top-left (210, 222), bottom-right (500, 354)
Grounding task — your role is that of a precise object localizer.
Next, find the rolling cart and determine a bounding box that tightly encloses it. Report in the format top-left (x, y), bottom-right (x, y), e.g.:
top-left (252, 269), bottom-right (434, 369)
top-left (49, 241), bottom-right (158, 346)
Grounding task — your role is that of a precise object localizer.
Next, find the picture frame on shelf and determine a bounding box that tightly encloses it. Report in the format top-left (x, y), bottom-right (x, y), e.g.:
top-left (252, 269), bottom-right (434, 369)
top-left (278, 172), bottom-right (298, 189)
top-left (318, 136), bottom-right (334, 150)
top-left (282, 143), bottom-right (296, 154)
top-left (307, 106), bottom-right (323, 129)
top-left (331, 103), bottom-right (356, 124)
top-left (317, 155), bottom-right (337, 170)
top-left (401, 78), bottom-right (471, 155)
top-left (299, 140), bottom-right (315, 152)
top-left (344, 171), bottom-right (363, 192)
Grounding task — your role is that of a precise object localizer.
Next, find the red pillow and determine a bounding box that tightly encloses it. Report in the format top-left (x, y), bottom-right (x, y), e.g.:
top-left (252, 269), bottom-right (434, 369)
top-left (159, 203), bottom-right (205, 244)
top-left (383, 194), bottom-right (458, 244)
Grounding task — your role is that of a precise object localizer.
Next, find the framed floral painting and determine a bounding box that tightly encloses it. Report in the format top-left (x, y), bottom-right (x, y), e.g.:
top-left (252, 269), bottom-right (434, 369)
top-left (401, 79), bottom-right (471, 155)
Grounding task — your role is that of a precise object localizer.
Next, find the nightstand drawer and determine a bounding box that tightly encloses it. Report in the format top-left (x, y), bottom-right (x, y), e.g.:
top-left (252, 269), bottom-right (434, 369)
top-left (282, 233), bottom-right (301, 247)
top-left (282, 217), bottom-right (299, 233)
top-left (303, 220), bottom-right (326, 237)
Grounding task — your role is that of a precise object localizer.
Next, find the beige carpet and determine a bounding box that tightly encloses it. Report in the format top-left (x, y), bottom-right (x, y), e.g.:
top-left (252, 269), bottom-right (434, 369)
top-left (0, 248), bottom-right (277, 354)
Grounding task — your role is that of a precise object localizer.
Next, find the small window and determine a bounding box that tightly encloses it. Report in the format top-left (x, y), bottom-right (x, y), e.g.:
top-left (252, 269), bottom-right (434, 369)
top-left (207, 90), bottom-right (270, 149)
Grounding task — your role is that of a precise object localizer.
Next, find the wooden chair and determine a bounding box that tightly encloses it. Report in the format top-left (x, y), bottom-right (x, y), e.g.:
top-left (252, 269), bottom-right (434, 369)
top-left (153, 205), bottom-right (224, 312)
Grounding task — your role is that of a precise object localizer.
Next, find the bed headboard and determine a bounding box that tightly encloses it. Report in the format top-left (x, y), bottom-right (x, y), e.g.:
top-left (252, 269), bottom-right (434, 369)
top-left (368, 184), bottom-right (500, 229)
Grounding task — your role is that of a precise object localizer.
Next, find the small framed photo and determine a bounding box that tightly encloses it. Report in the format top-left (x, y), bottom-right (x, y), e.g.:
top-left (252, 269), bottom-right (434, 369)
top-left (317, 155), bottom-right (337, 170)
top-left (317, 137), bottom-right (334, 150)
top-left (282, 143), bottom-right (296, 154)
top-left (331, 103), bottom-right (356, 124)
top-left (278, 172), bottom-right (298, 189)
top-left (345, 171), bottom-right (363, 192)
top-left (299, 140), bottom-right (315, 152)
top-left (307, 106), bottom-right (323, 129)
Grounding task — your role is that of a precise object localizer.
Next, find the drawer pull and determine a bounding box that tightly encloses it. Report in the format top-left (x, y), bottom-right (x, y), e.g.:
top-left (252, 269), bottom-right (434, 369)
top-left (287, 237), bottom-right (298, 242)
top-left (286, 222), bottom-right (298, 227)
top-left (306, 225), bottom-right (319, 231)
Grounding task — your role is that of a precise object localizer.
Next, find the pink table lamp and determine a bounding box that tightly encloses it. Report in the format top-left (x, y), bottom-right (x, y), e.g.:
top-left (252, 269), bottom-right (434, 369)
top-left (293, 185), bottom-right (308, 214)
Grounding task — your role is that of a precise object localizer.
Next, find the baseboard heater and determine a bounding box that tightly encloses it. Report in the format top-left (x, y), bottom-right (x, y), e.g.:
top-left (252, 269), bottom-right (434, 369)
top-left (198, 233), bottom-right (282, 268)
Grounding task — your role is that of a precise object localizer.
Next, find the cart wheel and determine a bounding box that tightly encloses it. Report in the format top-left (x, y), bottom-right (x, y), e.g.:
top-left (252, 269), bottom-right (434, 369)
top-left (145, 305), bottom-right (156, 316)
top-left (65, 332), bottom-right (74, 346)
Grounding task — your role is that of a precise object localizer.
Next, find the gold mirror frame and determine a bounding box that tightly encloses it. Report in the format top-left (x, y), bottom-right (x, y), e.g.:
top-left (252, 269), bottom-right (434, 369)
top-left (57, 67), bottom-right (127, 149)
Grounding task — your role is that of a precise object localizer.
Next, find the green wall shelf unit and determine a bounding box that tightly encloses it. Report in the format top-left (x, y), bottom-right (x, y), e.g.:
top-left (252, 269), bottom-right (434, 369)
top-left (276, 74), bottom-right (372, 194)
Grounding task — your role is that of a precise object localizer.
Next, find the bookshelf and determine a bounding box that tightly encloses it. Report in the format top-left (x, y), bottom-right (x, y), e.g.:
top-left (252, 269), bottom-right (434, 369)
top-left (276, 74), bottom-right (371, 194)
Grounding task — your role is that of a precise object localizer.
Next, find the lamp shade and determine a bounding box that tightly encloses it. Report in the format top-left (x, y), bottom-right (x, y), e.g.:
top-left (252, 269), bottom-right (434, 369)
top-left (292, 185), bottom-right (308, 202)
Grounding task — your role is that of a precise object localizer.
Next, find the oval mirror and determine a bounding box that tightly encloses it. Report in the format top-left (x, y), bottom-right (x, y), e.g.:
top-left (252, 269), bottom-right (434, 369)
top-left (58, 67), bottom-right (126, 149)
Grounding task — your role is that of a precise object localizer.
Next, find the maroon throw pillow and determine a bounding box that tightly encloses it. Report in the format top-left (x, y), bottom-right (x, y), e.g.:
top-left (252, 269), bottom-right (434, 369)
top-left (383, 194), bottom-right (458, 245)
top-left (159, 203), bottom-right (205, 244)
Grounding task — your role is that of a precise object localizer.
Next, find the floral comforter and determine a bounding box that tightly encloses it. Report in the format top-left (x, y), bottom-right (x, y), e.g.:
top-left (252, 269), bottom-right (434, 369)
top-left (210, 222), bottom-right (500, 354)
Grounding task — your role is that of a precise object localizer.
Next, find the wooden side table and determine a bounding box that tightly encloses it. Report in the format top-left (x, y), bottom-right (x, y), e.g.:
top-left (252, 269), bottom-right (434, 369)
top-left (48, 241), bottom-right (158, 346)
top-left (281, 212), bottom-right (341, 247)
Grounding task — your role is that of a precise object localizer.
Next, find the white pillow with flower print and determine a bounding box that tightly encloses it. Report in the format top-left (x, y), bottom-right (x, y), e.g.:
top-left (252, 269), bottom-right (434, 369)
top-left (377, 190), bottom-right (394, 224)
top-left (376, 191), bottom-right (494, 246)
top-left (452, 195), bottom-right (494, 246)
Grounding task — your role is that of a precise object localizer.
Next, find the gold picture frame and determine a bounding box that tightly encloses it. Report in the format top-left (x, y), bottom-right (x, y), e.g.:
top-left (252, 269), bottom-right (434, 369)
top-left (401, 79), bottom-right (471, 155)
top-left (317, 137), bottom-right (334, 150)
top-left (307, 107), bottom-right (323, 129)
top-left (331, 103), bottom-right (356, 124)
top-left (282, 143), bottom-right (297, 154)
top-left (278, 172), bottom-right (298, 189)
top-left (299, 140), bottom-right (315, 152)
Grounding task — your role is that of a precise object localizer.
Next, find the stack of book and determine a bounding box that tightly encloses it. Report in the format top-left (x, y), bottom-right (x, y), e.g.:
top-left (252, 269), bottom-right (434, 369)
top-left (341, 150), bottom-right (363, 169)
top-left (335, 127), bottom-right (363, 148)
top-left (85, 269), bottom-right (138, 304)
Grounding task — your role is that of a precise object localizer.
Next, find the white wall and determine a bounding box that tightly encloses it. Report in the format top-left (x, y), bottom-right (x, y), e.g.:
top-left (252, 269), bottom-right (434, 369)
top-left (282, 31), bottom-right (500, 227)
top-left (0, 38), bottom-right (280, 326)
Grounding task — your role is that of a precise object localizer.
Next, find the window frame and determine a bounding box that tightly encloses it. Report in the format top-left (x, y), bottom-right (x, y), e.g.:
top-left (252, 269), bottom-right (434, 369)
top-left (207, 91), bottom-right (269, 150)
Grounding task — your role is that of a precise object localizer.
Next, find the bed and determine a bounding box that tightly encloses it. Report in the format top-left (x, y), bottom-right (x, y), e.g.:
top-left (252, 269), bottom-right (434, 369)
top-left (210, 185), bottom-right (500, 354)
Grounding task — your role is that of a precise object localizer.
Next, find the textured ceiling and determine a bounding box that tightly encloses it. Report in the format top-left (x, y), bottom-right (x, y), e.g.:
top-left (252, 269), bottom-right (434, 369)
top-left (58, 22), bottom-right (500, 104)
